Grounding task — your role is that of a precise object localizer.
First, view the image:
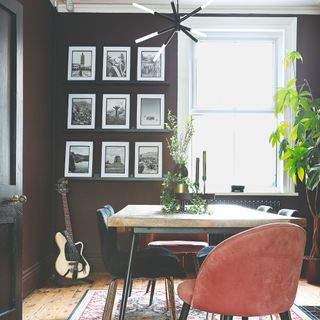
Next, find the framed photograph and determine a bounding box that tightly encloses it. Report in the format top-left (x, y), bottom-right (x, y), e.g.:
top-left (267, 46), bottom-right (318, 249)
top-left (64, 141), bottom-right (93, 177)
top-left (101, 142), bottom-right (129, 178)
top-left (137, 47), bottom-right (165, 81)
top-left (67, 46), bottom-right (96, 81)
top-left (135, 142), bottom-right (162, 178)
top-left (102, 46), bottom-right (131, 81)
top-left (137, 94), bottom-right (164, 129)
top-left (102, 94), bottom-right (130, 129)
top-left (67, 94), bottom-right (96, 129)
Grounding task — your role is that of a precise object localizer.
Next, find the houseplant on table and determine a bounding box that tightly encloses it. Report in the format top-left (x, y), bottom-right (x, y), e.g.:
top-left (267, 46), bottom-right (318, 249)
top-left (160, 111), bottom-right (208, 214)
top-left (269, 51), bottom-right (320, 284)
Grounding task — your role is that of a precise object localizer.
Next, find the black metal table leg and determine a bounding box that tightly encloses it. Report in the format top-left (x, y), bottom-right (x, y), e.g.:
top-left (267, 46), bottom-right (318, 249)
top-left (119, 231), bottom-right (136, 320)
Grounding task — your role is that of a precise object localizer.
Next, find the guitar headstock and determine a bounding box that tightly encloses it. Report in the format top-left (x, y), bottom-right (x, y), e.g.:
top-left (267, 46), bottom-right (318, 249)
top-left (56, 178), bottom-right (69, 195)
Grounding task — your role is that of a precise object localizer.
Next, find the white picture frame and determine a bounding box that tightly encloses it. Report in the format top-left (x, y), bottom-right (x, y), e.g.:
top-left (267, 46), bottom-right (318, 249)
top-left (67, 94), bottom-right (96, 129)
top-left (135, 142), bottom-right (162, 178)
top-left (67, 46), bottom-right (96, 81)
top-left (137, 94), bottom-right (165, 129)
top-left (64, 141), bottom-right (93, 177)
top-left (101, 142), bottom-right (129, 178)
top-left (102, 94), bottom-right (130, 129)
top-left (137, 47), bottom-right (165, 81)
top-left (102, 46), bottom-right (131, 81)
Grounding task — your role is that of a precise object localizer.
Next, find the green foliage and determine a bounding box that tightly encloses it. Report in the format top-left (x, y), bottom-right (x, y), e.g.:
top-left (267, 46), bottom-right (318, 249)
top-left (270, 51), bottom-right (320, 258)
top-left (160, 172), bottom-right (209, 214)
top-left (270, 51), bottom-right (320, 192)
top-left (165, 111), bottom-right (194, 166)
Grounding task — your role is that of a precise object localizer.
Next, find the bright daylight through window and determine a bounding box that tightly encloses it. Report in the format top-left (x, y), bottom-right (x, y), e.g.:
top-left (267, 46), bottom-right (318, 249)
top-left (178, 17), bottom-right (297, 194)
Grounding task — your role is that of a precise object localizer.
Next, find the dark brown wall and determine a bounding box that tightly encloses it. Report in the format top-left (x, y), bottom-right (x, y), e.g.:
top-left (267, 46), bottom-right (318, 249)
top-left (19, 0), bottom-right (54, 297)
top-left (54, 13), bottom-right (177, 270)
top-left (53, 13), bottom-right (320, 272)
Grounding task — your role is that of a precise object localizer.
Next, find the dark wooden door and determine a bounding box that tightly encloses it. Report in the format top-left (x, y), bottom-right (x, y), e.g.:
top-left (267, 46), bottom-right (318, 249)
top-left (0, 0), bottom-right (23, 319)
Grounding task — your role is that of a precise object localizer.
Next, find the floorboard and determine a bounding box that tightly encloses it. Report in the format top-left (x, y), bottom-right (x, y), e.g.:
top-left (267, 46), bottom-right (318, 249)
top-left (22, 273), bottom-right (320, 320)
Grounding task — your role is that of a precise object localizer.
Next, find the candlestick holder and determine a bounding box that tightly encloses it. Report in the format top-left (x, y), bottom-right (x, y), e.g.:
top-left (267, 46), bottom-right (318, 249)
top-left (202, 175), bottom-right (207, 194)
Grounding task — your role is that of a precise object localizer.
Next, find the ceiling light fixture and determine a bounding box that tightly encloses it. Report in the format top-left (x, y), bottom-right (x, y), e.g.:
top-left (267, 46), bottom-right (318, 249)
top-left (133, 0), bottom-right (214, 61)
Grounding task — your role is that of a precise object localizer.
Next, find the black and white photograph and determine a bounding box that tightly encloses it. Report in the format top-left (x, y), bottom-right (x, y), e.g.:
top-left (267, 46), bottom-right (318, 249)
top-left (67, 46), bottom-right (96, 80)
top-left (67, 94), bottom-right (96, 129)
top-left (137, 94), bottom-right (164, 129)
top-left (64, 141), bottom-right (93, 177)
top-left (103, 46), bottom-right (131, 81)
top-left (135, 142), bottom-right (162, 178)
top-left (101, 142), bottom-right (129, 178)
top-left (137, 47), bottom-right (165, 81)
top-left (102, 94), bottom-right (130, 129)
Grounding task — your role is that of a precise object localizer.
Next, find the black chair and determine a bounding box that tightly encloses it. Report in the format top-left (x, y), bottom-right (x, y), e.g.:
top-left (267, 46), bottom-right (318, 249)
top-left (278, 208), bottom-right (300, 217)
top-left (257, 205), bottom-right (274, 213)
top-left (97, 205), bottom-right (185, 320)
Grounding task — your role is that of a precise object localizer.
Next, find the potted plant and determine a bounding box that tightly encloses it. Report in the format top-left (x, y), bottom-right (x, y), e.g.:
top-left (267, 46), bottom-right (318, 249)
top-left (269, 51), bottom-right (320, 284)
top-left (160, 111), bottom-right (208, 214)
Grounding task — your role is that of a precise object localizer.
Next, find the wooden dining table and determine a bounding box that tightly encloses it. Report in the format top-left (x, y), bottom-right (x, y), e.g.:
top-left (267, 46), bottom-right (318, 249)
top-left (107, 204), bottom-right (306, 320)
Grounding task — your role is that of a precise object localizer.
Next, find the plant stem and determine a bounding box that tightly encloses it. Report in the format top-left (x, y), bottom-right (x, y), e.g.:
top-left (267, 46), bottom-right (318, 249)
top-left (306, 187), bottom-right (320, 258)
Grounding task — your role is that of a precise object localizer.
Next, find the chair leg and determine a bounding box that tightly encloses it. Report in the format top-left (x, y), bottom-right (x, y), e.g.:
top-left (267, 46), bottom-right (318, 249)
top-left (279, 311), bottom-right (292, 320)
top-left (179, 302), bottom-right (190, 320)
top-left (149, 279), bottom-right (156, 306)
top-left (102, 278), bottom-right (118, 320)
top-left (221, 316), bottom-right (233, 320)
top-left (146, 279), bottom-right (152, 293)
top-left (166, 276), bottom-right (177, 320)
top-left (242, 317), bottom-right (248, 320)
top-left (128, 279), bottom-right (133, 297)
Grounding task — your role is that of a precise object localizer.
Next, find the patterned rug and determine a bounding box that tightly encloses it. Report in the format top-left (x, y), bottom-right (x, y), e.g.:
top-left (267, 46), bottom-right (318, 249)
top-left (68, 289), bottom-right (316, 320)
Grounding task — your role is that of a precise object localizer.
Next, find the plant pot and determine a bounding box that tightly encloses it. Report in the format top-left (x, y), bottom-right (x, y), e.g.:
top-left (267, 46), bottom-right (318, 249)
top-left (304, 256), bottom-right (320, 285)
top-left (174, 183), bottom-right (189, 194)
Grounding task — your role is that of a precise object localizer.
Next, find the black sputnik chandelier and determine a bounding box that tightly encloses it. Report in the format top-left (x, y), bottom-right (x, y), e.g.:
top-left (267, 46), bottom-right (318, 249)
top-left (133, 0), bottom-right (214, 61)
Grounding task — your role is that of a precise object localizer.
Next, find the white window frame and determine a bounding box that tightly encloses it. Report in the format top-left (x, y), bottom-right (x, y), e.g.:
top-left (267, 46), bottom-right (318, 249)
top-left (178, 17), bottom-right (297, 195)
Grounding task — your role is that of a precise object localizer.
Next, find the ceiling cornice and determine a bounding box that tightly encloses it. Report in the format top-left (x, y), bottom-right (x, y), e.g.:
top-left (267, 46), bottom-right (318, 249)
top-left (50, 1), bottom-right (320, 15)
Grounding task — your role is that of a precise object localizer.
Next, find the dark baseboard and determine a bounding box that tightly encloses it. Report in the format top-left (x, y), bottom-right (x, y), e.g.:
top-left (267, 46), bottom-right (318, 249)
top-left (22, 255), bottom-right (54, 298)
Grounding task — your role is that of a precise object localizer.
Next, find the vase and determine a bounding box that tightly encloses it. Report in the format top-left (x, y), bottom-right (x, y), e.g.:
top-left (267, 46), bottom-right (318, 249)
top-left (174, 183), bottom-right (189, 194)
top-left (305, 256), bottom-right (320, 285)
top-left (173, 164), bottom-right (188, 178)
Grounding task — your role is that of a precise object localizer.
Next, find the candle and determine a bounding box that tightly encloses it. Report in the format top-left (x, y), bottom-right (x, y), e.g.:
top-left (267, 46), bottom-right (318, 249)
top-left (202, 151), bottom-right (206, 177)
top-left (195, 157), bottom-right (200, 185)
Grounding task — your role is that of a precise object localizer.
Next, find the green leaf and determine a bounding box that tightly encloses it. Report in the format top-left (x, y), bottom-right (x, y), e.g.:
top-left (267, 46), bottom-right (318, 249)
top-left (289, 124), bottom-right (298, 141)
top-left (297, 167), bottom-right (305, 182)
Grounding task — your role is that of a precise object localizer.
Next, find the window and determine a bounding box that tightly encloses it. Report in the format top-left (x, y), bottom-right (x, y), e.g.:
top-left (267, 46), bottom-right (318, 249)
top-left (178, 17), bottom-right (297, 193)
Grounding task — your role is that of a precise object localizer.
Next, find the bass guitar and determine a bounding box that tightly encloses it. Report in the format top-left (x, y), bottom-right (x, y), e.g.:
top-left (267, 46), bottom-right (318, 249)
top-left (55, 178), bottom-right (90, 280)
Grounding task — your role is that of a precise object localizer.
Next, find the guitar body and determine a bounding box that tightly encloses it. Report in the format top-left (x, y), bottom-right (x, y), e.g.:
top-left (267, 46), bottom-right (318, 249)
top-left (55, 232), bottom-right (90, 280)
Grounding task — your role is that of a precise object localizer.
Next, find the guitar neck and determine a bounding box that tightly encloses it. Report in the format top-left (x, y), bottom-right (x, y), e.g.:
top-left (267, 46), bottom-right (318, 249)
top-left (61, 193), bottom-right (74, 241)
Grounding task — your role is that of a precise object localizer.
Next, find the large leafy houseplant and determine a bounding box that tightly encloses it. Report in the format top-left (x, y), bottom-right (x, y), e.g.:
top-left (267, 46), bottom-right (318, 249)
top-left (269, 52), bottom-right (320, 264)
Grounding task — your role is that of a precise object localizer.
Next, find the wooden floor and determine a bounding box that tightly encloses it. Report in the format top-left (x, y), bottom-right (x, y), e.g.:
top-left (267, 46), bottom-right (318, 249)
top-left (23, 273), bottom-right (320, 320)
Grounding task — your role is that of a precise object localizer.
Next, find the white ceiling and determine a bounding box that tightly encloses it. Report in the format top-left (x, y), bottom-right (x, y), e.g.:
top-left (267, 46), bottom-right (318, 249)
top-left (51, 0), bottom-right (320, 14)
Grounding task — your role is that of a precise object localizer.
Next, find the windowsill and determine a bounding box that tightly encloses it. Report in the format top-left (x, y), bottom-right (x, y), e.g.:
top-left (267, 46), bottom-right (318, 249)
top-left (215, 192), bottom-right (299, 197)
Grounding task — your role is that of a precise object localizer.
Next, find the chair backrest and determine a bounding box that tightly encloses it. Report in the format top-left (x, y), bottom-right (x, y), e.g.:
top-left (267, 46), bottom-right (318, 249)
top-left (256, 205), bottom-right (273, 213)
top-left (192, 223), bottom-right (306, 317)
top-left (96, 205), bottom-right (121, 274)
top-left (278, 208), bottom-right (300, 217)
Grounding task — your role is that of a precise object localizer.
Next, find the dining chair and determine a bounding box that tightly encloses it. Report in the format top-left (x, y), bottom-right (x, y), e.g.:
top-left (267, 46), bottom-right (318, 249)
top-left (257, 205), bottom-right (274, 213)
top-left (278, 208), bottom-right (300, 217)
top-left (177, 223), bottom-right (306, 320)
top-left (97, 205), bottom-right (185, 320)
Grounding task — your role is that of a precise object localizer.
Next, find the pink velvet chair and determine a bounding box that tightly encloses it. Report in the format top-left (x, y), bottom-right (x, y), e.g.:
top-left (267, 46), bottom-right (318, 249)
top-left (177, 223), bottom-right (306, 320)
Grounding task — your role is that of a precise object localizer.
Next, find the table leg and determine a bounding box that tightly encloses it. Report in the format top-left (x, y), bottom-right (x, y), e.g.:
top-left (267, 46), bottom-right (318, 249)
top-left (119, 231), bottom-right (136, 320)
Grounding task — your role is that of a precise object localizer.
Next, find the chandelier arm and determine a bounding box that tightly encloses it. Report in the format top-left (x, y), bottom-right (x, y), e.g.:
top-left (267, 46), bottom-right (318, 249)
top-left (170, 1), bottom-right (178, 20)
top-left (164, 29), bottom-right (177, 46)
top-left (135, 26), bottom-right (176, 44)
top-left (180, 6), bottom-right (202, 22)
top-left (181, 28), bottom-right (198, 42)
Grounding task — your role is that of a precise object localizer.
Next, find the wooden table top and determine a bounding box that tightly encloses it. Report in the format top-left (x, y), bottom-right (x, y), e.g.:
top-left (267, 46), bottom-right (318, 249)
top-left (108, 204), bottom-right (306, 229)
